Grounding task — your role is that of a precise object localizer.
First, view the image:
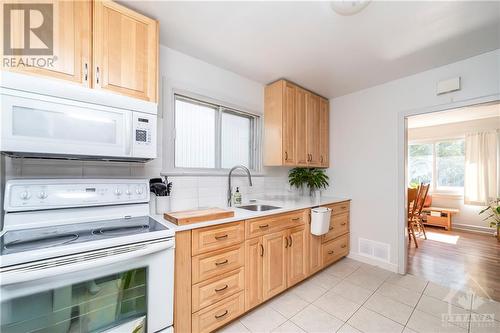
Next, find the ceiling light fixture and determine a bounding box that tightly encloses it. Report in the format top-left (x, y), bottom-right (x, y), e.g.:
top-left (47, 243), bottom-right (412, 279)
top-left (330, 0), bottom-right (371, 16)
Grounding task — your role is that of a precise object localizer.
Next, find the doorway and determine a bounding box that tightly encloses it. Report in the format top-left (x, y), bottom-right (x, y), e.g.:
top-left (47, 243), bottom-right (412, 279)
top-left (399, 99), bottom-right (500, 301)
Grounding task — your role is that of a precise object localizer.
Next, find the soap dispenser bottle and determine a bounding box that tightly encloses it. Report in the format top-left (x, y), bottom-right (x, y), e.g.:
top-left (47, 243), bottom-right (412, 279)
top-left (233, 187), bottom-right (242, 205)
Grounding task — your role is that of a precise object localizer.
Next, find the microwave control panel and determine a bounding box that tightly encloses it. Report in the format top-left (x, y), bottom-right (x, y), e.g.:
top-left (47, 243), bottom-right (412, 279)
top-left (132, 112), bottom-right (157, 158)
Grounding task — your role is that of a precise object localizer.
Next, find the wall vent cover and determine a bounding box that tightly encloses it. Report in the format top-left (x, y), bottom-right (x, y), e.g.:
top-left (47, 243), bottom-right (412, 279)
top-left (358, 238), bottom-right (390, 263)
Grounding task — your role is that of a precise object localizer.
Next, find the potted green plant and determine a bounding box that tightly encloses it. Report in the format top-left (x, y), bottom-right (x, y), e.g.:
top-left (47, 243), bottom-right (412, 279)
top-left (288, 168), bottom-right (329, 196)
top-left (479, 198), bottom-right (500, 241)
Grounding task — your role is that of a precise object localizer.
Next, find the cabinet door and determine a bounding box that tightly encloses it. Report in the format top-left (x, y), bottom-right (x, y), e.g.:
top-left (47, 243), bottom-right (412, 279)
top-left (2, 0), bottom-right (92, 86)
top-left (93, 0), bottom-right (158, 102)
top-left (287, 226), bottom-right (308, 286)
top-left (319, 98), bottom-right (330, 167)
top-left (308, 223), bottom-right (323, 274)
top-left (262, 230), bottom-right (288, 300)
top-left (295, 88), bottom-right (308, 166)
top-left (306, 93), bottom-right (321, 166)
top-left (283, 82), bottom-right (296, 165)
top-left (245, 238), bottom-right (263, 310)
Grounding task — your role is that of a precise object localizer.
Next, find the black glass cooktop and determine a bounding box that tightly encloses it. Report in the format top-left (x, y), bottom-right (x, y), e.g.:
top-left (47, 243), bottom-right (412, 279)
top-left (0, 216), bottom-right (168, 255)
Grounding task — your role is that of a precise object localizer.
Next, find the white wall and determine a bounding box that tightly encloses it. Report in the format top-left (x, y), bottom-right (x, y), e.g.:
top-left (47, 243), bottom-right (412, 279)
top-left (2, 45), bottom-right (292, 213)
top-left (408, 117), bottom-right (499, 232)
top-left (326, 49), bottom-right (500, 271)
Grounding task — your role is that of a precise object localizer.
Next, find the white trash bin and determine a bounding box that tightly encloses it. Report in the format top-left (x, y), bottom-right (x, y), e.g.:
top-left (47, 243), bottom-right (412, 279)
top-left (310, 207), bottom-right (332, 236)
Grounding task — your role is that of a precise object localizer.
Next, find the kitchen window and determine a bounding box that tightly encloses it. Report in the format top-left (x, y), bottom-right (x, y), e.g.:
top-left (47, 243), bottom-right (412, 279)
top-left (408, 139), bottom-right (465, 194)
top-left (174, 94), bottom-right (259, 170)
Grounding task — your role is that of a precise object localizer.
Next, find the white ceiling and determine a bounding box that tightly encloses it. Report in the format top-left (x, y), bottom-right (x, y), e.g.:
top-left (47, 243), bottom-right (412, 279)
top-left (124, 1), bottom-right (500, 98)
top-left (408, 102), bottom-right (500, 129)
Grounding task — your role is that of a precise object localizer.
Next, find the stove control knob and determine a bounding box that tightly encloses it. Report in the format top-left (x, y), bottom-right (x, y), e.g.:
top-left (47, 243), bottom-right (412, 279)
top-left (20, 191), bottom-right (31, 200)
top-left (115, 189), bottom-right (122, 196)
top-left (38, 191), bottom-right (48, 199)
top-left (125, 189), bottom-right (132, 196)
top-left (136, 187), bottom-right (144, 195)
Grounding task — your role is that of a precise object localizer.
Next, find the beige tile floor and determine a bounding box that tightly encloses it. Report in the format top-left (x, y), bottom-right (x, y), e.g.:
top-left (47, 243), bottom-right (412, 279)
top-left (217, 258), bottom-right (500, 333)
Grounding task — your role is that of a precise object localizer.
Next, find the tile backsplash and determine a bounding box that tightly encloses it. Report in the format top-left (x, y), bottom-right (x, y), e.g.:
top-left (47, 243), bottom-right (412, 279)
top-left (3, 157), bottom-right (293, 212)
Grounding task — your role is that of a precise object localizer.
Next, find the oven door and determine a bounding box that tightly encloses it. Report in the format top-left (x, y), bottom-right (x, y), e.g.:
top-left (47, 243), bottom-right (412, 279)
top-left (0, 238), bottom-right (174, 333)
top-left (0, 89), bottom-right (133, 159)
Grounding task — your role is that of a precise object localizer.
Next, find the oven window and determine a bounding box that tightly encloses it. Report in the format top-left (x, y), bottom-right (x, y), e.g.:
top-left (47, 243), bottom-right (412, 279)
top-left (1, 267), bottom-right (147, 333)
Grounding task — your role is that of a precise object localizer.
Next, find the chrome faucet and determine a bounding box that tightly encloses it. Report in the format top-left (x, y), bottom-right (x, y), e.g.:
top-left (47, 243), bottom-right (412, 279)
top-left (227, 165), bottom-right (253, 207)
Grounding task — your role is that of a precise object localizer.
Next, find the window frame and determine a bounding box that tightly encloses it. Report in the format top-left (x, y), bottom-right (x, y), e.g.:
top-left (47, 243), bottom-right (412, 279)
top-left (172, 93), bottom-right (261, 173)
top-left (408, 137), bottom-right (465, 196)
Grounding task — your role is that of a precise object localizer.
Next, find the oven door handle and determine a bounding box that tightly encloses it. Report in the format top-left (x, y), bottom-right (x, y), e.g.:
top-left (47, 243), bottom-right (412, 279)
top-left (0, 238), bottom-right (173, 286)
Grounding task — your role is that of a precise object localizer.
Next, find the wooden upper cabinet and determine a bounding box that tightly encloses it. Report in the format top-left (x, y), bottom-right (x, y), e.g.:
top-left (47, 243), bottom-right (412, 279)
top-left (93, 0), bottom-right (158, 102)
top-left (295, 87), bottom-right (308, 166)
top-left (283, 82), bottom-right (297, 165)
top-left (264, 79), bottom-right (329, 167)
top-left (319, 98), bottom-right (330, 167)
top-left (306, 93), bottom-right (321, 166)
top-left (262, 230), bottom-right (288, 300)
top-left (2, 0), bottom-right (92, 86)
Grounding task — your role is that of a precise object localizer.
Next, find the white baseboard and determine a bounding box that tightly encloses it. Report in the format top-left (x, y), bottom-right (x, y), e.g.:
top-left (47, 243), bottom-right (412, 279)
top-left (452, 223), bottom-right (496, 235)
top-left (347, 252), bottom-right (399, 273)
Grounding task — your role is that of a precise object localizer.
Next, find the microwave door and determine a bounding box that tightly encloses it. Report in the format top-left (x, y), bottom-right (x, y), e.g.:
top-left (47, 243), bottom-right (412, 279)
top-left (1, 93), bottom-right (129, 159)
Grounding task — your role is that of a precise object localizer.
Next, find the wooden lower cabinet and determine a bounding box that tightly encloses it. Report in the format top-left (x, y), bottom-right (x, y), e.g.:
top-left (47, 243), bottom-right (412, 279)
top-left (262, 230), bottom-right (288, 300)
top-left (175, 204), bottom-right (350, 333)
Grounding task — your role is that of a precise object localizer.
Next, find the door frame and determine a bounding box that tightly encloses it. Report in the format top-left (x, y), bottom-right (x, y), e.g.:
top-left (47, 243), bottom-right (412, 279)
top-left (396, 93), bottom-right (500, 274)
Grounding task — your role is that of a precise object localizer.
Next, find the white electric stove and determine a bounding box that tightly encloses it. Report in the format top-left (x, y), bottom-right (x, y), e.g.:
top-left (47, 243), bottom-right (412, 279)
top-left (0, 179), bottom-right (175, 333)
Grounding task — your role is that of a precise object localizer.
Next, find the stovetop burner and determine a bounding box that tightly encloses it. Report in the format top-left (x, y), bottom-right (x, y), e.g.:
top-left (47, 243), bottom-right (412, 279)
top-left (92, 224), bottom-right (150, 236)
top-left (4, 233), bottom-right (79, 251)
top-left (1, 216), bottom-right (168, 256)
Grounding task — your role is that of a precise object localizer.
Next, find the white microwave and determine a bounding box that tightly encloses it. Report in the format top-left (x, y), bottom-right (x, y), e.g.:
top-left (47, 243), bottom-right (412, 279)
top-left (0, 87), bottom-right (157, 162)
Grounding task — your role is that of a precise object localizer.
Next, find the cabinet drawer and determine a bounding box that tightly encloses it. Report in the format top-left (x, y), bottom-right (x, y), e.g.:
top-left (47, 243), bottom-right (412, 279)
top-left (322, 213), bottom-right (349, 243)
top-left (246, 210), bottom-right (305, 239)
top-left (192, 222), bottom-right (245, 256)
top-left (326, 201), bottom-right (350, 215)
top-left (322, 234), bottom-right (349, 266)
top-left (192, 244), bottom-right (244, 284)
top-left (192, 291), bottom-right (245, 333)
top-left (192, 268), bottom-right (244, 312)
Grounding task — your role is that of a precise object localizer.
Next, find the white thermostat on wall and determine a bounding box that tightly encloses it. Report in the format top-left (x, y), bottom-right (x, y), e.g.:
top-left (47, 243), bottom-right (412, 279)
top-left (437, 77), bottom-right (461, 95)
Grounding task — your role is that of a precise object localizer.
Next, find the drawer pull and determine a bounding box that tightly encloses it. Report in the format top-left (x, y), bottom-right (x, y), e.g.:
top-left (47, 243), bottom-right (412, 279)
top-left (215, 259), bottom-right (229, 266)
top-left (341, 222), bottom-right (347, 226)
top-left (329, 226), bottom-right (334, 230)
top-left (328, 250), bottom-right (335, 255)
top-left (259, 224), bottom-right (269, 229)
top-left (341, 244), bottom-right (347, 248)
top-left (341, 206), bottom-right (347, 210)
top-left (214, 310), bottom-right (228, 319)
top-left (215, 284), bottom-right (229, 292)
top-left (292, 217), bottom-right (301, 221)
top-left (214, 234), bottom-right (228, 240)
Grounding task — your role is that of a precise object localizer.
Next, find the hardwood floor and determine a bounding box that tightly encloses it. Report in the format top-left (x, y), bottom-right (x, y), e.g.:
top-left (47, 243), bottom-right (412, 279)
top-left (408, 226), bottom-right (500, 301)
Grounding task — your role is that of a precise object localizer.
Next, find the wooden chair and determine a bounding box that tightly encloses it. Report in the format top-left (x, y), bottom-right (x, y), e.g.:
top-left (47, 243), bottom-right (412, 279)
top-left (408, 183), bottom-right (430, 248)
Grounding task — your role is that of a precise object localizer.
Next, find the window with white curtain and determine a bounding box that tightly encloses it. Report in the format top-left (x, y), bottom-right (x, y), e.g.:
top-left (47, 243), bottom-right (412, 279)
top-left (174, 94), bottom-right (259, 170)
top-left (408, 139), bottom-right (465, 194)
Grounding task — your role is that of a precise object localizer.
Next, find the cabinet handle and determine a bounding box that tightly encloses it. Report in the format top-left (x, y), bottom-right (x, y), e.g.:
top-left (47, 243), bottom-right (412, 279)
top-left (84, 63), bottom-right (88, 81)
top-left (284, 151), bottom-right (288, 160)
top-left (320, 155), bottom-right (323, 163)
top-left (96, 66), bottom-right (100, 85)
top-left (285, 236), bottom-right (289, 248)
top-left (341, 222), bottom-right (347, 226)
top-left (329, 226), bottom-right (334, 230)
top-left (341, 244), bottom-right (347, 248)
top-left (259, 224), bottom-right (269, 229)
top-left (215, 259), bottom-right (229, 266)
top-left (215, 284), bottom-right (229, 292)
top-left (215, 234), bottom-right (228, 240)
top-left (214, 310), bottom-right (228, 319)
top-left (260, 244), bottom-right (264, 256)
top-left (292, 217), bottom-right (301, 221)
top-left (328, 250), bottom-right (335, 255)
top-left (289, 235), bottom-right (293, 247)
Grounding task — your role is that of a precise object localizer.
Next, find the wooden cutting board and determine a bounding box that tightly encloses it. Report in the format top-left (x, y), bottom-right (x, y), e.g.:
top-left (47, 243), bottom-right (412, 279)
top-left (164, 207), bottom-right (235, 225)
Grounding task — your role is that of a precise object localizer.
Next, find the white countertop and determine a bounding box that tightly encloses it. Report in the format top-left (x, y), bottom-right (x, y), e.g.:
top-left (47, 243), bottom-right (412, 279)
top-left (152, 195), bottom-right (350, 232)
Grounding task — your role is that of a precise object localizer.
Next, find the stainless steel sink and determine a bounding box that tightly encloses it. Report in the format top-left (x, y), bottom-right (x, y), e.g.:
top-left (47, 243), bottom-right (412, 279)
top-left (238, 204), bottom-right (281, 212)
